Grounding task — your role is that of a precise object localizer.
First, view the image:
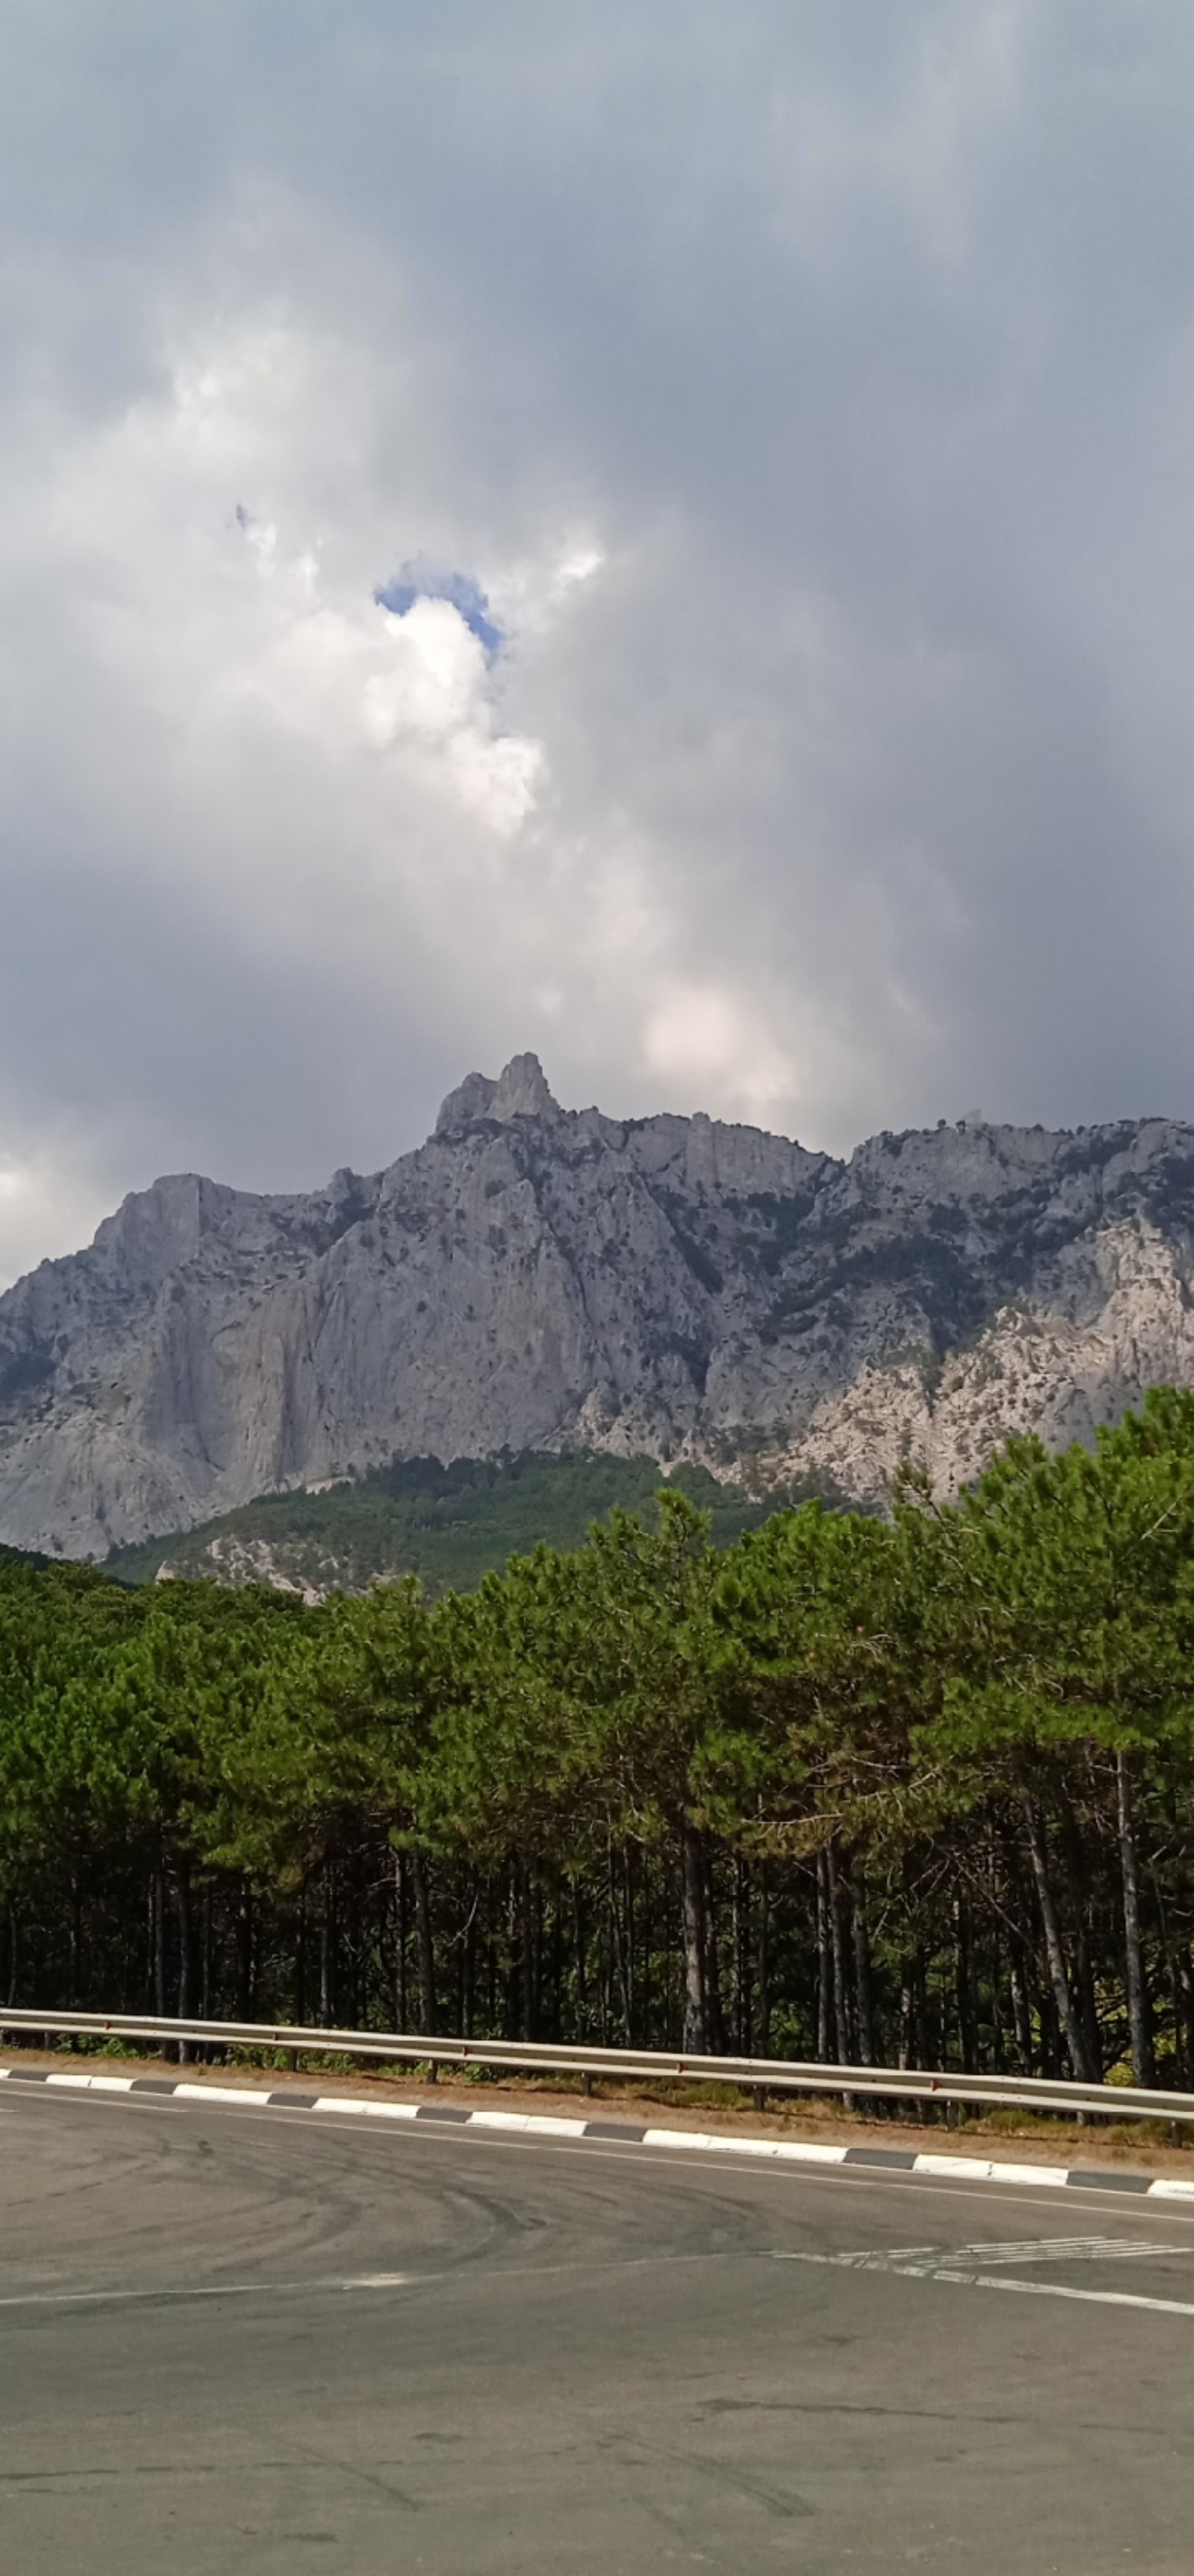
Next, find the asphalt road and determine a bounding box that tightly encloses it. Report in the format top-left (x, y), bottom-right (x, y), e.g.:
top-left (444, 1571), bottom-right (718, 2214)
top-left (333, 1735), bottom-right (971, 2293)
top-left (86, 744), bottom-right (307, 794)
top-left (2, 2084), bottom-right (1194, 2574)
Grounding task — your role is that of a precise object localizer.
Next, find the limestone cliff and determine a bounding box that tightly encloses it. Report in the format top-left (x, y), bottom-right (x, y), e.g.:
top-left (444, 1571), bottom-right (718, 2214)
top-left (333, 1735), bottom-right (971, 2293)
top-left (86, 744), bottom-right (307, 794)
top-left (2, 1057), bottom-right (1194, 1556)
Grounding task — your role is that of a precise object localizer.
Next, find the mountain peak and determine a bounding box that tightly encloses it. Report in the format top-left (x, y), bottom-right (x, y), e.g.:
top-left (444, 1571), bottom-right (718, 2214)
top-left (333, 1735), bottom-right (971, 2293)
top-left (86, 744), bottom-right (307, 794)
top-left (493, 1051), bottom-right (558, 1120)
top-left (435, 1051), bottom-right (560, 1134)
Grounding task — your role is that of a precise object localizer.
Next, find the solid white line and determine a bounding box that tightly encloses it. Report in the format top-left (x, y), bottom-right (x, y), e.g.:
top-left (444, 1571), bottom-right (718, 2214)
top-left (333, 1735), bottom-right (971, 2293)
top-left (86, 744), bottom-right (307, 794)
top-left (970, 2273), bottom-right (1194, 2317)
top-left (776, 2246), bottom-right (1194, 2319)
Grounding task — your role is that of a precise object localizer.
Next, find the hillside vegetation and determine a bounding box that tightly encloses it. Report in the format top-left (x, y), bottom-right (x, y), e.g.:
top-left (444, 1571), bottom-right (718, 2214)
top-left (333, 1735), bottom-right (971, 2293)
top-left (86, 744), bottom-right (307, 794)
top-left (104, 1451), bottom-right (786, 1596)
top-left (5, 1390), bottom-right (1194, 2098)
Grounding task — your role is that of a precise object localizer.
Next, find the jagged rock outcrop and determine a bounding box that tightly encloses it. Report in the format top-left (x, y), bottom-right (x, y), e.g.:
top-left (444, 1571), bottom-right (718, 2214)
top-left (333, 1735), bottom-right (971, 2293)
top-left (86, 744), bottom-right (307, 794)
top-left (3, 1056), bottom-right (1194, 1557)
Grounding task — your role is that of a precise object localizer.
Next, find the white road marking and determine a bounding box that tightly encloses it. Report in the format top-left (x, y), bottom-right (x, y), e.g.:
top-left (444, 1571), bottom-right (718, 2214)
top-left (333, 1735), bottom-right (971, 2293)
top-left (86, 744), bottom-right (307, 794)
top-left (311, 2095), bottom-right (420, 2120)
top-left (913, 2154), bottom-right (1071, 2187)
top-left (942, 2235), bottom-right (1193, 2266)
top-left (642, 2127), bottom-right (849, 2162)
top-left (776, 2233), bottom-right (1194, 2318)
top-left (44, 2072), bottom-right (135, 2092)
top-left (469, 2110), bottom-right (590, 2137)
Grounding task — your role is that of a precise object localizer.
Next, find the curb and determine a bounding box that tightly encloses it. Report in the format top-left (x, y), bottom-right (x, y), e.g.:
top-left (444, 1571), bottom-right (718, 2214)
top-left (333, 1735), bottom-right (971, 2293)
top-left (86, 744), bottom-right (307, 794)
top-left (5, 2061), bottom-right (1194, 2201)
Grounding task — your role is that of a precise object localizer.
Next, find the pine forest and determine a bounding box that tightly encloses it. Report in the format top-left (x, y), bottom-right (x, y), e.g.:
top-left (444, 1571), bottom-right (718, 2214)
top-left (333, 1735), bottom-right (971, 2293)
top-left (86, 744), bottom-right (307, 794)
top-left (6, 1389), bottom-right (1194, 2097)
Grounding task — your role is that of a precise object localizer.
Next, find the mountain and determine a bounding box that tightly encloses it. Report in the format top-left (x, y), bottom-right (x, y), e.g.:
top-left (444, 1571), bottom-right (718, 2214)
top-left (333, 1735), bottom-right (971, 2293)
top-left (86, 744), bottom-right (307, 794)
top-left (3, 1051), bottom-right (1194, 1560)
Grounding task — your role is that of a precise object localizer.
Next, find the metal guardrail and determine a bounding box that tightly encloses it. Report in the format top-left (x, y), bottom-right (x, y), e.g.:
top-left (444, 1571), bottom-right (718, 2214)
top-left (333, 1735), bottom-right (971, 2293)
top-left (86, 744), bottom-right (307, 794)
top-left (1, 2005), bottom-right (1193, 2127)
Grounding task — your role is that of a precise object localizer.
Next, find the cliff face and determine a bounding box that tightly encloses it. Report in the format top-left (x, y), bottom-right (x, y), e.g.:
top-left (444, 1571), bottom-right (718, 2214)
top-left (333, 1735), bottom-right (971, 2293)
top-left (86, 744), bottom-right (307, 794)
top-left (3, 1052), bottom-right (1194, 1557)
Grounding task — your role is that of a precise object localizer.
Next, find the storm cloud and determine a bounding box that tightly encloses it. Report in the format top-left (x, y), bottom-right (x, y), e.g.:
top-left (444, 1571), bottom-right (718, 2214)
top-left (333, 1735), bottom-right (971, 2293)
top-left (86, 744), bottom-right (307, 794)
top-left (2, 0), bottom-right (1193, 1280)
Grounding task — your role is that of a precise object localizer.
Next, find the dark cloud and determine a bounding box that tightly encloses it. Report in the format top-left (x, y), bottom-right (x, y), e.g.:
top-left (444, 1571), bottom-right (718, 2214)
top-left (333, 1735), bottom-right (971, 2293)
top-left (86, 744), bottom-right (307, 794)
top-left (1, 1), bottom-right (1194, 1278)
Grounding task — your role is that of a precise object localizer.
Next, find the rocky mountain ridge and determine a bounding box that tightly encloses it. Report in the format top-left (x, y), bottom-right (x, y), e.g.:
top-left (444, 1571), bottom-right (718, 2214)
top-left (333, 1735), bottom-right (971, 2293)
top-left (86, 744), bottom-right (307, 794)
top-left (2, 1052), bottom-right (1194, 1557)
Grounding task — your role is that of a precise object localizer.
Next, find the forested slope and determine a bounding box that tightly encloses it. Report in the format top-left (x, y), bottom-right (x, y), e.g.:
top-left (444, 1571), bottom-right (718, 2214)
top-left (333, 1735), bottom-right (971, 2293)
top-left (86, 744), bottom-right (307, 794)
top-left (104, 1451), bottom-right (783, 1598)
top-left (5, 1390), bottom-right (1194, 2094)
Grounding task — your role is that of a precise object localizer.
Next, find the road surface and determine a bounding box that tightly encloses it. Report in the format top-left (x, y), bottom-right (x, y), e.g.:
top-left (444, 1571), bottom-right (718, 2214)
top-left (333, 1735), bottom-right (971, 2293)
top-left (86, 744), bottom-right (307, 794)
top-left (2, 2079), bottom-right (1192, 2572)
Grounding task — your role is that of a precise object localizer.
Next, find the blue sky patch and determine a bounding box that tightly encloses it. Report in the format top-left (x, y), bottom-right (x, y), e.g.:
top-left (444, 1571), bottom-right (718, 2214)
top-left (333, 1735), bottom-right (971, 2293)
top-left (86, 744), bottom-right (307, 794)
top-left (374, 562), bottom-right (502, 654)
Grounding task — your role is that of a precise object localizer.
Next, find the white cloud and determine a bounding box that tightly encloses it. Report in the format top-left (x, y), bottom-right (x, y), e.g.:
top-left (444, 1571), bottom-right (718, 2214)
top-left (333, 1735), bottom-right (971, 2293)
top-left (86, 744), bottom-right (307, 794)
top-left (0, 1140), bottom-right (115, 1290)
top-left (364, 598), bottom-right (543, 834)
top-left (642, 984), bottom-right (797, 1124)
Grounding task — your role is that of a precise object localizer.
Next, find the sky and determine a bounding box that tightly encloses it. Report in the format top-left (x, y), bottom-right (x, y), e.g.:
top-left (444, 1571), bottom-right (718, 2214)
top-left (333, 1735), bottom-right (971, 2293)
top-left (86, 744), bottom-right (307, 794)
top-left (2, 0), bottom-right (1194, 1284)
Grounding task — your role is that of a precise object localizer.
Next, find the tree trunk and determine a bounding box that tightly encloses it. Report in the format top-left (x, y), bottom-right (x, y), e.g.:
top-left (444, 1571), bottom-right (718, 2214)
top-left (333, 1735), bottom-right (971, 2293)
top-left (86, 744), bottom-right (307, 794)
top-left (533, 1878), bottom-right (545, 2040)
top-left (319, 1882), bottom-right (333, 2027)
top-left (756, 1866), bottom-right (770, 2057)
top-left (1176, 1946), bottom-right (1194, 2089)
top-left (732, 1857), bottom-right (751, 2054)
top-left (815, 1849), bottom-right (833, 2061)
top-left (1075, 1925), bottom-right (1102, 2084)
top-left (68, 1869), bottom-right (82, 2005)
top-left (1116, 1750), bottom-right (1155, 2088)
top-left (608, 1852), bottom-right (630, 2041)
top-left (1025, 1803), bottom-right (1098, 2083)
top-left (294, 1889), bottom-right (307, 2029)
top-left (826, 1841), bottom-right (853, 2063)
top-left (521, 1864), bottom-right (537, 2041)
top-left (703, 1848), bottom-right (726, 2054)
top-left (897, 1959), bottom-right (914, 2070)
top-left (348, 1864), bottom-right (363, 2028)
top-left (639, 1876), bottom-right (653, 2046)
top-left (621, 1853), bottom-right (635, 2045)
top-left (394, 1852), bottom-right (409, 2030)
top-left (412, 1849), bottom-right (438, 2036)
top-left (152, 1866), bottom-right (167, 2018)
top-left (176, 1859), bottom-right (193, 2062)
top-left (953, 1892), bottom-right (977, 2071)
top-left (573, 1883), bottom-right (587, 2023)
top-left (237, 1881), bottom-right (255, 2023)
top-left (1008, 1942), bottom-right (1034, 2076)
top-left (851, 1862), bottom-right (875, 2067)
top-left (1167, 1947), bottom-right (1189, 2090)
top-left (680, 1824), bottom-right (707, 2053)
top-left (1001, 1832), bottom-right (1037, 2074)
top-left (1058, 1802), bottom-right (1101, 2081)
top-left (464, 1888), bottom-right (477, 2040)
